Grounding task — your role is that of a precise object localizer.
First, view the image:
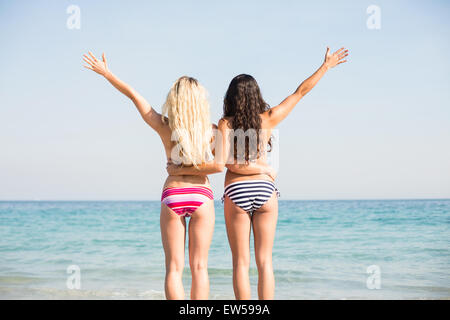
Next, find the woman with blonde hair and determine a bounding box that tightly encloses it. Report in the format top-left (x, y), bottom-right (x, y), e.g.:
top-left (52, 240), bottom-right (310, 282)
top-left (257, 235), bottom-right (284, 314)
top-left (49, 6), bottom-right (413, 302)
top-left (83, 52), bottom-right (219, 300)
top-left (82, 52), bottom-right (268, 299)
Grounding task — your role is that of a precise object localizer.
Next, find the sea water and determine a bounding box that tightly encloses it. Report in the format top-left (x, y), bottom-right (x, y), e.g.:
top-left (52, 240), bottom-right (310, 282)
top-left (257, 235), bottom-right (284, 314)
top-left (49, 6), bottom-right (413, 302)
top-left (0, 200), bottom-right (449, 299)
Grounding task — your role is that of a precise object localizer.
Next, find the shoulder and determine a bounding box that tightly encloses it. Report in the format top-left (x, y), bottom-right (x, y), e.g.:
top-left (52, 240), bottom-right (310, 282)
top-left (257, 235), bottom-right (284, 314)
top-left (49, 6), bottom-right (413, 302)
top-left (218, 117), bottom-right (232, 129)
top-left (156, 116), bottom-right (172, 139)
top-left (159, 116), bottom-right (171, 131)
top-left (260, 108), bottom-right (275, 128)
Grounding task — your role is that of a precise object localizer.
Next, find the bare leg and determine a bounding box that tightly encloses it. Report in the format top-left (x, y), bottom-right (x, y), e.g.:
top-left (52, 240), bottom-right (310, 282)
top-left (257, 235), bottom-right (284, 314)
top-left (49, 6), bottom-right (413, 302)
top-left (252, 192), bottom-right (278, 300)
top-left (224, 195), bottom-right (252, 300)
top-left (160, 203), bottom-right (186, 300)
top-left (188, 200), bottom-right (215, 299)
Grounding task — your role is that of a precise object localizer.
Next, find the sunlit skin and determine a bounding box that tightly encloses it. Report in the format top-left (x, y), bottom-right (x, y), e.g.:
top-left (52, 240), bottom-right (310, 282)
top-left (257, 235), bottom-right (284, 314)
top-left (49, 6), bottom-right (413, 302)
top-left (82, 52), bottom-right (274, 300)
top-left (168, 47), bottom-right (349, 300)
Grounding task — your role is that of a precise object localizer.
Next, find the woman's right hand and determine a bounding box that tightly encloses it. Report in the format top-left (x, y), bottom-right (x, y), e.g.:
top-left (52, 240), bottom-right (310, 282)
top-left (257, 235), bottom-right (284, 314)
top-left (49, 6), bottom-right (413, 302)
top-left (266, 166), bottom-right (277, 181)
top-left (83, 52), bottom-right (109, 76)
top-left (226, 162), bottom-right (277, 180)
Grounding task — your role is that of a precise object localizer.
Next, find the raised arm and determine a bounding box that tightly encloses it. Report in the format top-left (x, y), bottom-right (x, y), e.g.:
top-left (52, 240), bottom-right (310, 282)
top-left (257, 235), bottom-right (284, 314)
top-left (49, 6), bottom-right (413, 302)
top-left (82, 52), bottom-right (164, 132)
top-left (266, 47), bottom-right (349, 127)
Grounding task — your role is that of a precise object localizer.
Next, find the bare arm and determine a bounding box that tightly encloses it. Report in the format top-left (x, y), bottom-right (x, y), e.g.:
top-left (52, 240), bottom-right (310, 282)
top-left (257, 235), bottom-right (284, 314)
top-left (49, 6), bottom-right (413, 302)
top-left (166, 118), bottom-right (276, 178)
top-left (166, 162), bottom-right (223, 176)
top-left (165, 118), bottom-right (230, 176)
top-left (167, 160), bottom-right (275, 177)
top-left (225, 162), bottom-right (277, 180)
top-left (267, 47), bottom-right (349, 127)
top-left (83, 52), bottom-right (164, 132)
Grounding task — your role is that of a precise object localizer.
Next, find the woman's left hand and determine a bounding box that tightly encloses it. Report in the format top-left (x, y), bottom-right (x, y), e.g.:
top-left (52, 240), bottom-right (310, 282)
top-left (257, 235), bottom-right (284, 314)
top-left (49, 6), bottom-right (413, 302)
top-left (323, 47), bottom-right (349, 69)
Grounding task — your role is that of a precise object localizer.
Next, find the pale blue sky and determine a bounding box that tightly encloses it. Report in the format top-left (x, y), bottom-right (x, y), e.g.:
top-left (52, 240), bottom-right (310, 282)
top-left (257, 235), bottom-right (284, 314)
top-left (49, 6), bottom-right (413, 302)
top-left (1, 0), bottom-right (449, 200)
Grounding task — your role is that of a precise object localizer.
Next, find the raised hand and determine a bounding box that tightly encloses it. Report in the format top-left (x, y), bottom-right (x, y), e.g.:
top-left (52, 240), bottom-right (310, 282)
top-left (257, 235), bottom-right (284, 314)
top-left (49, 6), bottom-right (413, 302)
top-left (83, 52), bottom-right (109, 76)
top-left (324, 47), bottom-right (348, 69)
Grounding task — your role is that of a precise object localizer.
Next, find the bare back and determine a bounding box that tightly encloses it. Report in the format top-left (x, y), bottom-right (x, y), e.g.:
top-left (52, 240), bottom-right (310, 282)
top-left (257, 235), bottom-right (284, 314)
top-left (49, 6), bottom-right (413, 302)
top-left (158, 119), bottom-right (212, 189)
top-left (223, 113), bottom-right (274, 186)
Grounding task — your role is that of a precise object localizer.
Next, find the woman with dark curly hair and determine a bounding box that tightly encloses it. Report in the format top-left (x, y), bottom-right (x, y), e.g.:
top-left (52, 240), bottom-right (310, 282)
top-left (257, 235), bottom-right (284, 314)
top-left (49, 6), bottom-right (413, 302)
top-left (168, 47), bottom-right (348, 299)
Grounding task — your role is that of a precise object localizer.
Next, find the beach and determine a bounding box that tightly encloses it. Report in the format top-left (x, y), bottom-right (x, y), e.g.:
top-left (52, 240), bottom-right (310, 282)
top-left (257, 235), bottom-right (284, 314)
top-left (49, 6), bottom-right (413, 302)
top-left (0, 199), bottom-right (449, 300)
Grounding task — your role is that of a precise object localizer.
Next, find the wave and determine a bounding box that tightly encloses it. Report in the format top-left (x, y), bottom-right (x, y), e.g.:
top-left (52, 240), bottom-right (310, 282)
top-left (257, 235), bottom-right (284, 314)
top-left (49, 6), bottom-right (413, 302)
top-left (0, 275), bottom-right (45, 285)
top-left (0, 286), bottom-right (165, 300)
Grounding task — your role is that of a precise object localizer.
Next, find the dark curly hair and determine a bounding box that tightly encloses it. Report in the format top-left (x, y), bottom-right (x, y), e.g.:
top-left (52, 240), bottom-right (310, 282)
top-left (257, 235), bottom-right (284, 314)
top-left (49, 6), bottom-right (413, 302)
top-left (223, 74), bottom-right (272, 162)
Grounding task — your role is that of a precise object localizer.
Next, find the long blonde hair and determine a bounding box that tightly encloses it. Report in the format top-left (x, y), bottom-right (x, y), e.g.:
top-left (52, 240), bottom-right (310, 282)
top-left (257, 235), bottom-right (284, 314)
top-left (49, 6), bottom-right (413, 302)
top-left (162, 76), bottom-right (213, 167)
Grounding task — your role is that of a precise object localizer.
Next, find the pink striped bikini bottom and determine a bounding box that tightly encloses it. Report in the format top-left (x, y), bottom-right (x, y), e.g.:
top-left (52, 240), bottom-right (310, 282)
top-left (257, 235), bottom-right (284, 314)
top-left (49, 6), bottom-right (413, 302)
top-left (161, 186), bottom-right (214, 217)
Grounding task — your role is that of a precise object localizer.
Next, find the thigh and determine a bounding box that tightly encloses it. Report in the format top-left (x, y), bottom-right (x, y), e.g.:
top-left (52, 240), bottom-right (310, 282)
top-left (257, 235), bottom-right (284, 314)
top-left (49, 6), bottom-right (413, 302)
top-left (224, 195), bottom-right (252, 261)
top-left (188, 200), bottom-right (215, 263)
top-left (252, 192), bottom-right (278, 261)
top-left (160, 203), bottom-right (186, 267)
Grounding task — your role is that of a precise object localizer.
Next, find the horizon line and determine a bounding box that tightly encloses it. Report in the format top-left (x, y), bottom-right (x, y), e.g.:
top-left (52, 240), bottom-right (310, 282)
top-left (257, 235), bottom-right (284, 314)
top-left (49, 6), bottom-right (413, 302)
top-left (1, 198), bottom-right (449, 202)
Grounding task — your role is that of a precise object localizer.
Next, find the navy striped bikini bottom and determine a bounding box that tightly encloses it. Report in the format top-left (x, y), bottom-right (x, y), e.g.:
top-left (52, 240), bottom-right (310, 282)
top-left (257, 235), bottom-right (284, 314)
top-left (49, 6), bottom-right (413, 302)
top-left (222, 180), bottom-right (280, 214)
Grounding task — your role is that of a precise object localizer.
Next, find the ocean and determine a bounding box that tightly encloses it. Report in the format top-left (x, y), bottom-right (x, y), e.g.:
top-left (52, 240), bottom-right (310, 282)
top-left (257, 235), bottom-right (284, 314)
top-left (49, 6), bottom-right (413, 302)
top-left (0, 200), bottom-right (449, 300)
